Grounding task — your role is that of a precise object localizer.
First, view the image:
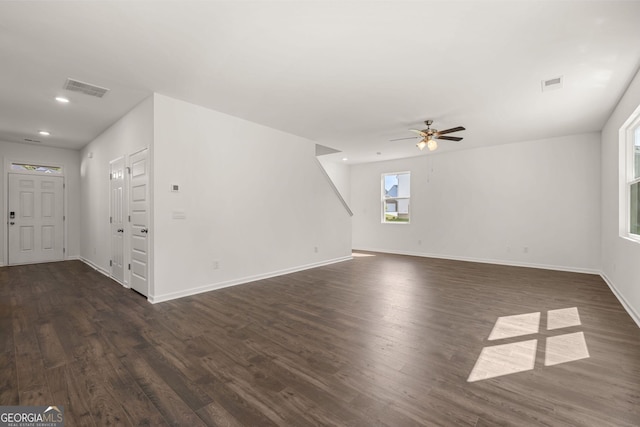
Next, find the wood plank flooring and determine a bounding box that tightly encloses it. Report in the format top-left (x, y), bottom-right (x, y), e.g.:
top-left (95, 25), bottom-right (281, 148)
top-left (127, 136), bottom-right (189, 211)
top-left (1, 253), bottom-right (639, 426)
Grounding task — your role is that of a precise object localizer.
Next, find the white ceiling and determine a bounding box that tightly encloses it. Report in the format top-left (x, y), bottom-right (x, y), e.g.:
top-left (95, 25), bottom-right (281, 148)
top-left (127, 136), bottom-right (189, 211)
top-left (1, 1), bottom-right (639, 164)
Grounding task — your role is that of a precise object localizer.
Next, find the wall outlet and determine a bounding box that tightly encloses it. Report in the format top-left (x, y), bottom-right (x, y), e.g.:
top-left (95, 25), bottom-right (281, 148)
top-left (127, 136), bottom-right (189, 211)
top-left (212, 259), bottom-right (220, 270)
top-left (523, 246), bottom-right (529, 254)
top-left (314, 246), bottom-right (318, 253)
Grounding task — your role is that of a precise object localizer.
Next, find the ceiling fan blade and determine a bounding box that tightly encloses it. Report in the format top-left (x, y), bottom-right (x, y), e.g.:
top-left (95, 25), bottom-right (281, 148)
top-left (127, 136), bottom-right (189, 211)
top-left (436, 135), bottom-right (463, 142)
top-left (409, 129), bottom-right (428, 137)
top-left (436, 126), bottom-right (465, 136)
top-left (389, 136), bottom-right (419, 142)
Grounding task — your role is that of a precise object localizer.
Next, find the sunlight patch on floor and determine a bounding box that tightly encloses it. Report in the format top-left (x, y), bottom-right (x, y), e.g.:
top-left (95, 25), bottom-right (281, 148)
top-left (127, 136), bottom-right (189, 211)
top-left (488, 312), bottom-right (540, 340)
top-left (547, 307), bottom-right (581, 330)
top-left (545, 332), bottom-right (590, 366)
top-left (468, 307), bottom-right (589, 382)
top-left (352, 252), bottom-right (376, 257)
top-left (467, 339), bottom-right (537, 382)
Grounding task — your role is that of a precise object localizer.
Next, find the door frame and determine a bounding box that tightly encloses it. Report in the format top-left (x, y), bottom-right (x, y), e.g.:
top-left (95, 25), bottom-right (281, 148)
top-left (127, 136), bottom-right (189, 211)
top-left (105, 149), bottom-right (152, 298)
top-left (109, 156), bottom-right (127, 286)
top-left (3, 158), bottom-right (67, 267)
top-left (128, 147), bottom-right (150, 297)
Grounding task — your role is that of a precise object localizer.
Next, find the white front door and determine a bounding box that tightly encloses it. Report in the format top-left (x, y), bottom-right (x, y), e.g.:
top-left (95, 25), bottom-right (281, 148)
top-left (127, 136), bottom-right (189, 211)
top-left (110, 157), bottom-right (125, 284)
top-left (129, 148), bottom-right (149, 296)
top-left (8, 174), bottom-right (64, 264)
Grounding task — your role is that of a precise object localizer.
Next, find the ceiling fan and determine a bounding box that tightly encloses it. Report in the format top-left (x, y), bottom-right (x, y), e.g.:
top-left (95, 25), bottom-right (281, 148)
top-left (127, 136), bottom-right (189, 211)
top-left (391, 120), bottom-right (465, 151)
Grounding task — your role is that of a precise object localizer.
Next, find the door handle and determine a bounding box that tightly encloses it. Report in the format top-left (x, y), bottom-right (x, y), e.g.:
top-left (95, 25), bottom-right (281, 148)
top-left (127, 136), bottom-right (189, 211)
top-left (9, 222), bottom-right (15, 225)
top-left (117, 229), bottom-right (124, 233)
top-left (141, 228), bottom-right (148, 234)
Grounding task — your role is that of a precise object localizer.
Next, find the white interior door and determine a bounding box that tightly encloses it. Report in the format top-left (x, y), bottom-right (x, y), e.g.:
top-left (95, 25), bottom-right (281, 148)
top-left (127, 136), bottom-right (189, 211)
top-left (129, 148), bottom-right (149, 296)
top-left (8, 174), bottom-right (64, 264)
top-left (110, 157), bottom-right (125, 284)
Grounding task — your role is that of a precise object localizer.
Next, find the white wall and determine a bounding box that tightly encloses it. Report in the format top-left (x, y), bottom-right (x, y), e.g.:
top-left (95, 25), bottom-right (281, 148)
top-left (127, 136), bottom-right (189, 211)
top-left (317, 157), bottom-right (351, 206)
top-left (0, 140), bottom-right (81, 266)
top-left (601, 68), bottom-right (640, 325)
top-left (151, 94), bottom-right (352, 302)
top-left (79, 96), bottom-right (154, 276)
top-left (351, 133), bottom-right (601, 273)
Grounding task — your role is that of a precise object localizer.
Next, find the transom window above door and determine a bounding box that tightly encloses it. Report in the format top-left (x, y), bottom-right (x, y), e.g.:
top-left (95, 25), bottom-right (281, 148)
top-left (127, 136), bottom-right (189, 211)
top-left (11, 162), bottom-right (63, 175)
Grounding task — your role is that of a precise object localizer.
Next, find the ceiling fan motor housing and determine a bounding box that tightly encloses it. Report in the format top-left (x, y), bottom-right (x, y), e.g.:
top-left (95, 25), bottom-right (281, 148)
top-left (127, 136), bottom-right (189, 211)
top-left (424, 120), bottom-right (436, 134)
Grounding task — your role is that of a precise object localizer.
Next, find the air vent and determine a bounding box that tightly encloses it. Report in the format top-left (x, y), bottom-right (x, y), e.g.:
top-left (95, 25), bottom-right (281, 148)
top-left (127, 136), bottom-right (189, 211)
top-left (63, 78), bottom-right (109, 98)
top-left (542, 76), bottom-right (563, 92)
top-left (23, 138), bottom-right (41, 143)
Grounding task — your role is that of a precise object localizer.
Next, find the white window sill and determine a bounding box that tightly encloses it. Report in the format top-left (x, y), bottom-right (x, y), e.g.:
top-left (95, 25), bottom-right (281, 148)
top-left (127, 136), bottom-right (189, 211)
top-left (620, 234), bottom-right (640, 245)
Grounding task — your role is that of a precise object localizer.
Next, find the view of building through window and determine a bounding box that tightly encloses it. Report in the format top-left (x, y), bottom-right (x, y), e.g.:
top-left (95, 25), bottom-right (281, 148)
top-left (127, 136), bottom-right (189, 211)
top-left (382, 172), bottom-right (410, 223)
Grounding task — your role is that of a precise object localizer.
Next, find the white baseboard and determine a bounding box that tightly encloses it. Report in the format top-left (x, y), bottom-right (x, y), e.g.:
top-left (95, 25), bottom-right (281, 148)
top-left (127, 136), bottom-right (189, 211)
top-left (354, 247), bottom-right (640, 328)
top-left (79, 257), bottom-right (111, 278)
top-left (149, 255), bottom-right (353, 304)
top-left (600, 272), bottom-right (640, 328)
top-left (78, 257), bottom-right (130, 288)
top-left (24, 252), bottom-right (640, 329)
top-left (352, 247), bottom-right (601, 275)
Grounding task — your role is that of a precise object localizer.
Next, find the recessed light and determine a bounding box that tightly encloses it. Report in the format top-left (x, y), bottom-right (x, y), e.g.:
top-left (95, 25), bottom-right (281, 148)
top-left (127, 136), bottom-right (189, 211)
top-left (342, 157), bottom-right (348, 161)
top-left (55, 96), bottom-right (69, 103)
top-left (38, 130), bottom-right (50, 136)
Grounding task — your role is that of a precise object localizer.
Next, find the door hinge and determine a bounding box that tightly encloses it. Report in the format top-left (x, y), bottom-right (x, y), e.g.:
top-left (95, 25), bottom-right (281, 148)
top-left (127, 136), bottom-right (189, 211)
top-left (63, 183), bottom-right (66, 189)
top-left (110, 260), bottom-right (113, 267)
top-left (128, 264), bottom-right (131, 270)
top-left (109, 173), bottom-right (113, 180)
top-left (110, 216), bottom-right (113, 224)
top-left (128, 215), bottom-right (131, 222)
top-left (63, 248), bottom-right (66, 254)
top-left (63, 215), bottom-right (66, 221)
top-left (126, 167), bottom-right (131, 174)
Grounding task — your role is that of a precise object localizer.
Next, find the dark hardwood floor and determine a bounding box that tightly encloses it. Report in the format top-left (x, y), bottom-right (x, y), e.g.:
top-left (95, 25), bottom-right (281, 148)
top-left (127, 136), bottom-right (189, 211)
top-left (1, 253), bottom-right (639, 426)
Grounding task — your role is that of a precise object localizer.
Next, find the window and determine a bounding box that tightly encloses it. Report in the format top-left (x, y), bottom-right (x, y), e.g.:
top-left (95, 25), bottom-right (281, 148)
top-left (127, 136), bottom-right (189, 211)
top-left (629, 123), bottom-right (640, 236)
top-left (382, 172), bottom-right (410, 223)
top-left (10, 162), bottom-right (63, 174)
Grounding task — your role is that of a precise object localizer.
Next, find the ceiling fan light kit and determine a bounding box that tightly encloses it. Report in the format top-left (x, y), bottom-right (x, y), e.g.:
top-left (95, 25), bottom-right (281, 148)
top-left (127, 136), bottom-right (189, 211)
top-left (394, 119), bottom-right (465, 152)
top-left (416, 136), bottom-right (438, 151)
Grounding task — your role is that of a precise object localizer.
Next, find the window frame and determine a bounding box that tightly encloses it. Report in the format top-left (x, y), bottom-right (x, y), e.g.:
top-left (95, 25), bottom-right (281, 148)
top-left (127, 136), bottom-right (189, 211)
top-left (10, 162), bottom-right (64, 175)
top-left (625, 113), bottom-right (640, 241)
top-left (381, 171), bottom-right (411, 224)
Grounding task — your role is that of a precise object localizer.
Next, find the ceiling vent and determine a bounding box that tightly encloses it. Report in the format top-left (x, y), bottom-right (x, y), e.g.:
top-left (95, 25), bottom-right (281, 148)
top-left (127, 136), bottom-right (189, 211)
top-left (541, 76), bottom-right (563, 92)
top-left (63, 78), bottom-right (109, 98)
top-left (23, 138), bottom-right (41, 143)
